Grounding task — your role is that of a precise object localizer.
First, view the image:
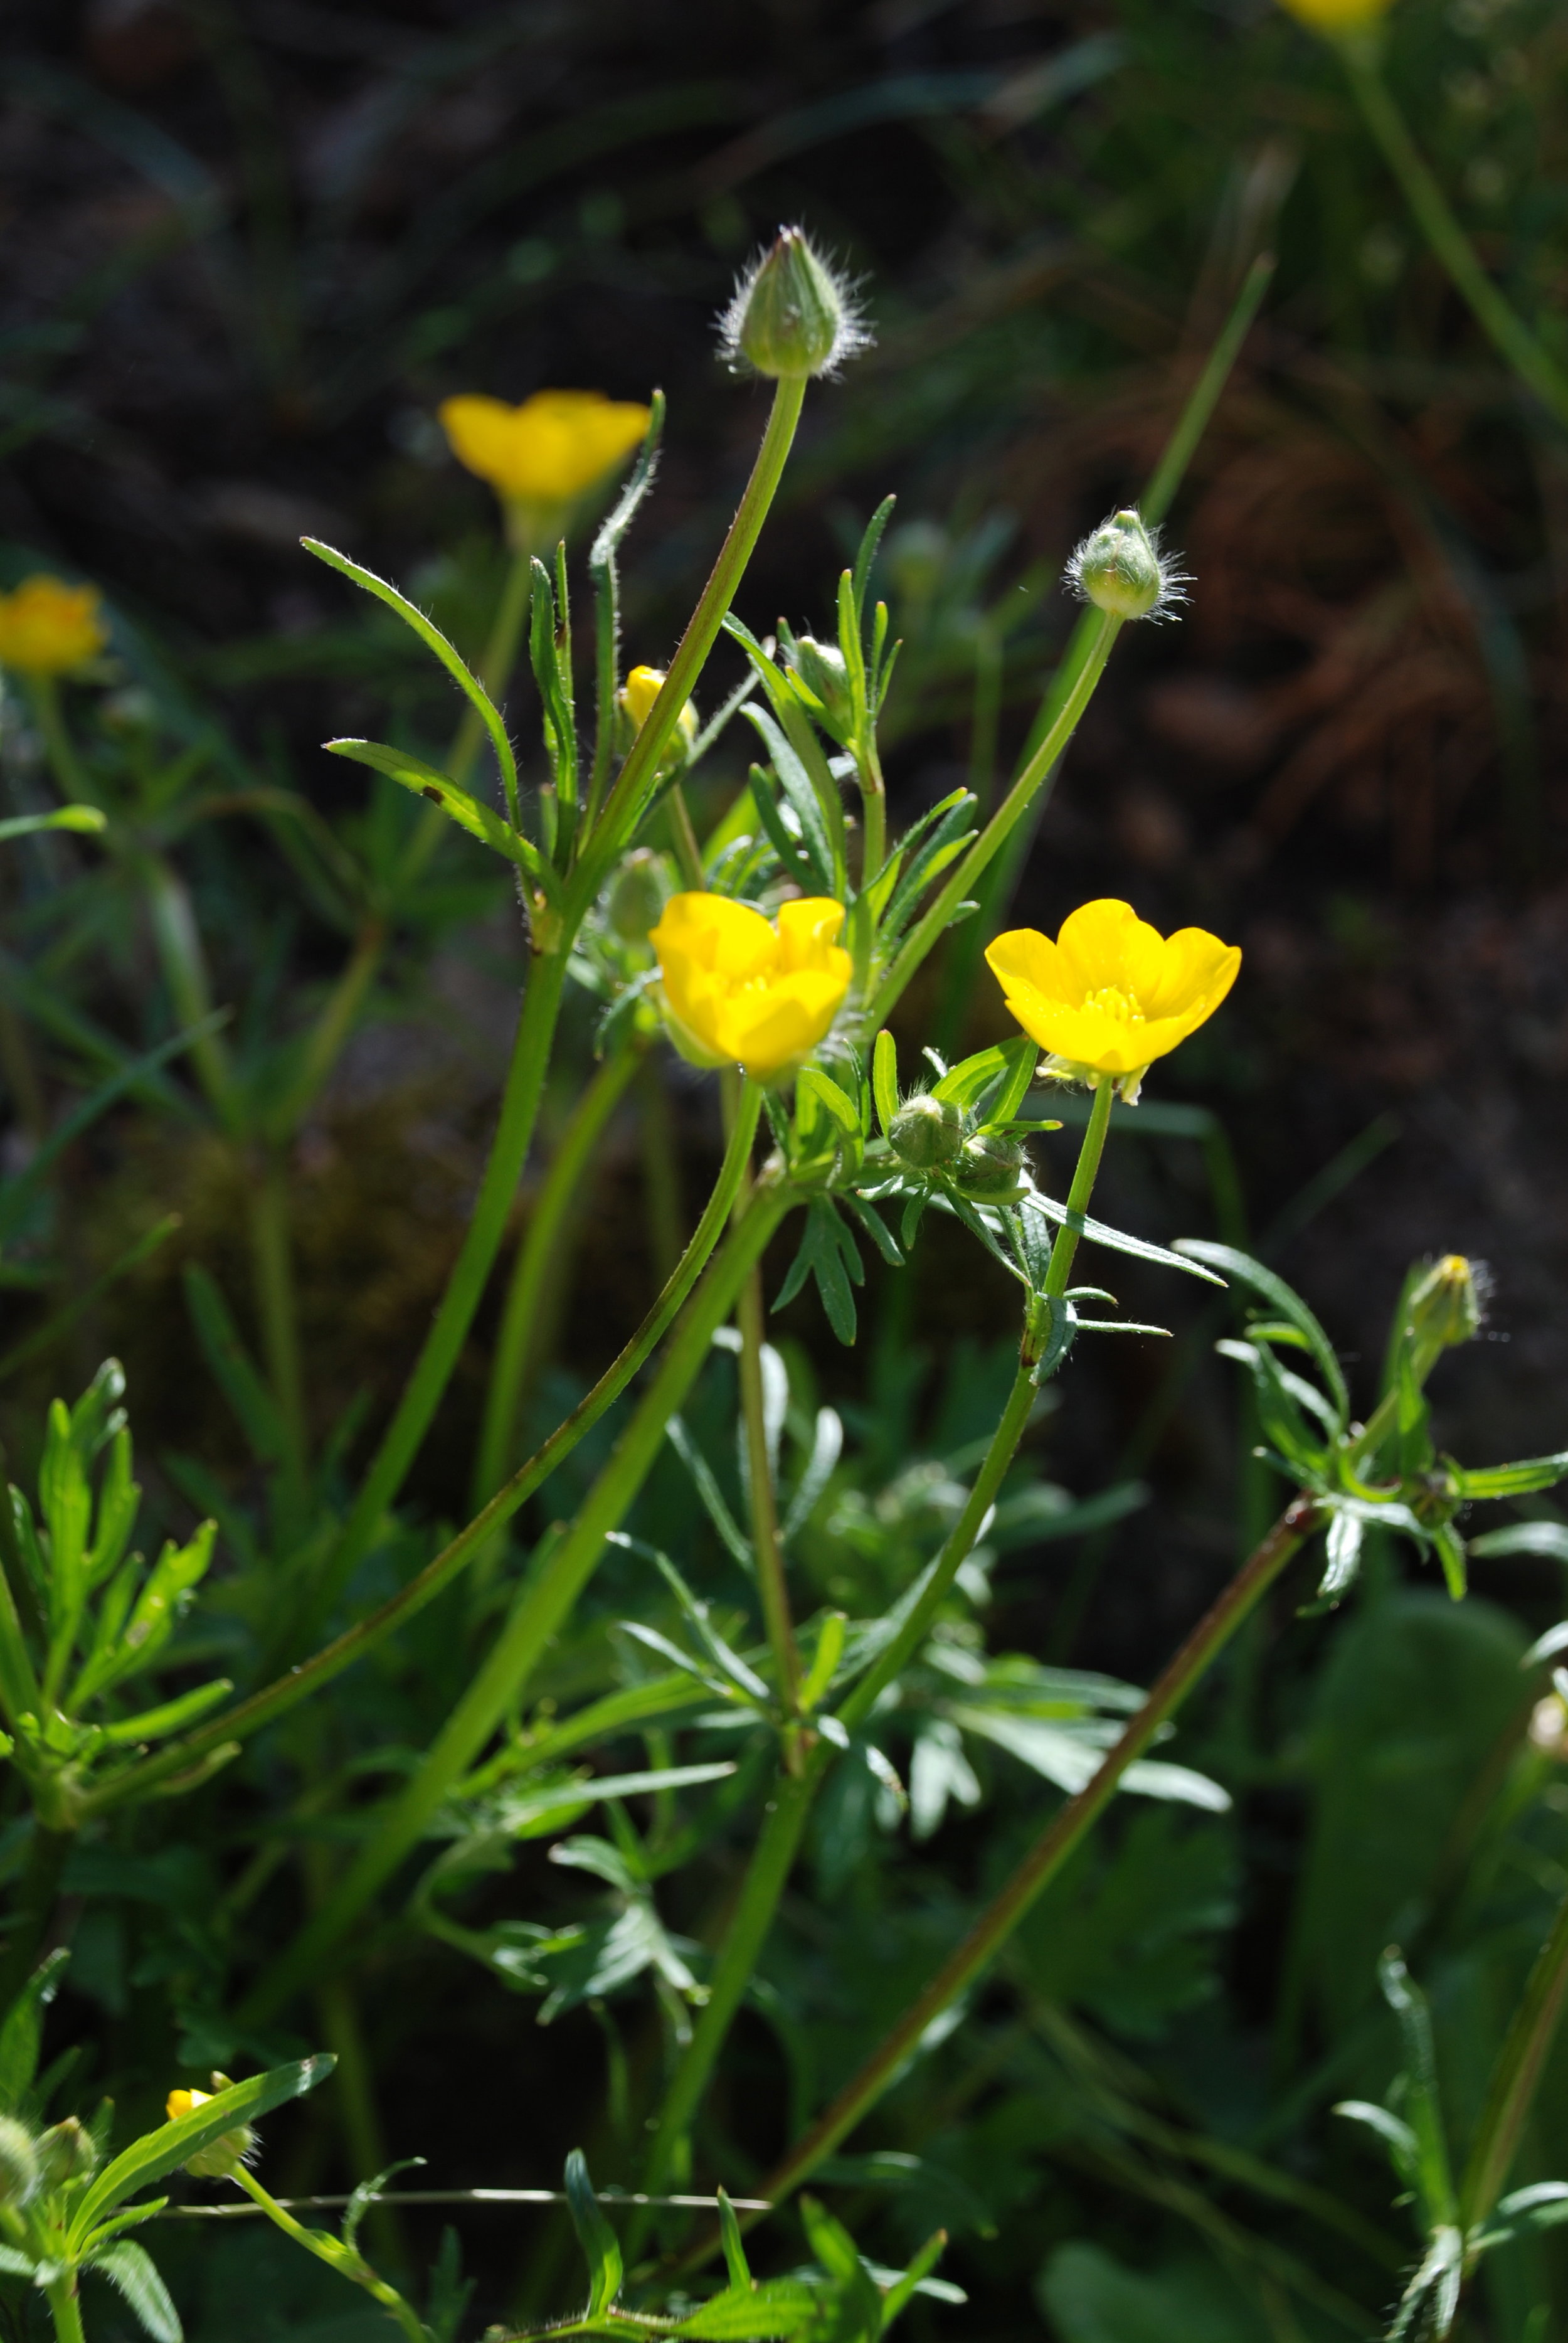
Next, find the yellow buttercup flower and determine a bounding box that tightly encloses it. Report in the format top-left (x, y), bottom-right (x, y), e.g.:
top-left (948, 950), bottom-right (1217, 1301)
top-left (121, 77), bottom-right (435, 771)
top-left (986, 900), bottom-right (1240, 1101)
top-left (166, 2088), bottom-right (209, 2122)
top-left (649, 893), bottom-right (852, 1082)
top-left (438, 389), bottom-right (650, 509)
top-left (1274, 0), bottom-right (1393, 32)
top-left (0, 575), bottom-right (108, 676)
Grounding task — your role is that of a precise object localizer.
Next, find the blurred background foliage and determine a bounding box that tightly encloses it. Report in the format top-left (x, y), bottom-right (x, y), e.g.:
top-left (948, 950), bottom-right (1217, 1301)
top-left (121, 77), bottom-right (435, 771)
top-left (3, 0), bottom-right (1568, 2336)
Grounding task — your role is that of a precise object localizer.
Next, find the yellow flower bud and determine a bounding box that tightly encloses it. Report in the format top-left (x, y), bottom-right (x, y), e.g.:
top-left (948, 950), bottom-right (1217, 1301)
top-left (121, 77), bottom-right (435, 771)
top-left (986, 900), bottom-right (1240, 1103)
top-left (0, 575), bottom-right (108, 676)
top-left (438, 390), bottom-right (650, 524)
top-left (166, 2081), bottom-right (256, 2179)
top-left (620, 664), bottom-right (698, 757)
top-left (1275, 0), bottom-right (1394, 29)
top-left (649, 892), bottom-right (852, 1083)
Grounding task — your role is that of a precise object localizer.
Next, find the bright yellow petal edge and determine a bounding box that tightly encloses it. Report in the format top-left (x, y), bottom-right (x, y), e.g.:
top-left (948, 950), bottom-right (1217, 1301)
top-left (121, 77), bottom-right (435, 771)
top-left (1274, 0), bottom-right (1393, 31)
top-left (985, 898), bottom-right (1240, 1100)
top-left (438, 390), bottom-right (652, 505)
top-left (649, 893), bottom-right (852, 1083)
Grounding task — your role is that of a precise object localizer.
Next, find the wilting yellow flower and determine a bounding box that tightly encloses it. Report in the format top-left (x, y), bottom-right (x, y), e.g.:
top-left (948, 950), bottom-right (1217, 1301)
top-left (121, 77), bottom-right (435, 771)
top-left (438, 390), bottom-right (650, 508)
top-left (649, 893), bottom-right (851, 1081)
top-left (620, 663), bottom-right (698, 757)
top-left (986, 900), bottom-right (1240, 1100)
top-left (0, 575), bottom-right (107, 676)
top-left (1274, 0), bottom-right (1393, 32)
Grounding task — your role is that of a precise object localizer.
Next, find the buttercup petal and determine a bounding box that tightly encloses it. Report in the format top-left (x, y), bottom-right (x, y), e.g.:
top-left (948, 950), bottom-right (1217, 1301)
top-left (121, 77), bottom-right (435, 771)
top-left (775, 897), bottom-right (847, 972)
top-left (986, 901), bottom-right (1239, 1081)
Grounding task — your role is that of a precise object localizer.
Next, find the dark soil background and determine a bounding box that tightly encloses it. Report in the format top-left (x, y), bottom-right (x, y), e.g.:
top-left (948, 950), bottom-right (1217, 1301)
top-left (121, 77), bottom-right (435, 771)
top-left (3, 2), bottom-right (1568, 2317)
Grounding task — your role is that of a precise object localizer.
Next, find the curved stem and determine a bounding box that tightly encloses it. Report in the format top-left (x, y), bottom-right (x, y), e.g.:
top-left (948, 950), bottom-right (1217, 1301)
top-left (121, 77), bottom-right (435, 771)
top-left (1459, 1878), bottom-right (1568, 2231)
top-left (398, 544), bottom-right (535, 886)
top-left (588, 377), bottom-right (807, 878)
top-left (470, 1037), bottom-right (642, 1511)
top-left (84, 1086), bottom-right (765, 1819)
top-left (1342, 40), bottom-right (1568, 431)
top-left (240, 1181), bottom-right (792, 2026)
top-left (232, 2169), bottom-right (426, 2343)
top-left (287, 946), bottom-right (569, 1655)
top-left (28, 677), bottom-right (94, 808)
top-left (752, 1494), bottom-right (1320, 2217)
top-left (869, 611), bottom-right (1120, 1028)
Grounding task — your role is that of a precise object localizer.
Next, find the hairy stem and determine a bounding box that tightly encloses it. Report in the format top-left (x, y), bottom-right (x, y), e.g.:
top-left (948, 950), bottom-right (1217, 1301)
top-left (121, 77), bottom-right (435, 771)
top-left (752, 1496), bottom-right (1321, 2214)
top-left (470, 1038), bottom-right (642, 1511)
top-left (43, 2271), bottom-right (86, 2343)
top-left (1042, 1077), bottom-right (1116, 1300)
top-left (240, 1183), bottom-right (792, 2024)
top-left (589, 376), bottom-right (807, 878)
top-left (289, 946), bottom-right (569, 1653)
top-left (85, 1087), bottom-right (765, 1818)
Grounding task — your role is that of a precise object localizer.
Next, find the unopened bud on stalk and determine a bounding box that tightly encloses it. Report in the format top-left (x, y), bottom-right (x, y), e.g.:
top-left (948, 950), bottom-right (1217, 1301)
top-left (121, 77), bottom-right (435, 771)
top-left (607, 848), bottom-right (669, 943)
top-left (36, 2118), bottom-right (95, 2188)
top-left (1067, 509), bottom-right (1185, 623)
top-left (1407, 1254), bottom-right (1486, 1365)
top-left (167, 2080), bottom-right (256, 2179)
top-left (719, 228), bottom-right (869, 381)
top-left (785, 635), bottom-right (854, 741)
top-left (620, 664), bottom-right (699, 763)
top-left (890, 1093), bottom-right (963, 1171)
top-left (0, 2118), bottom-right (38, 2209)
top-left (955, 1132), bottom-right (1025, 1199)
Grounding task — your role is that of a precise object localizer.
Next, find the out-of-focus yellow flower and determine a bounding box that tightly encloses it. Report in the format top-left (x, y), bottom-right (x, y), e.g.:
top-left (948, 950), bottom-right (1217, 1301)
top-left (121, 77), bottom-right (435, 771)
top-left (166, 2081), bottom-right (255, 2179)
top-left (0, 576), bottom-right (107, 676)
top-left (986, 900), bottom-right (1240, 1100)
top-left (438, 390), bottom-right (650, 509)
top-left (1274, 0), bottom-right (1393, 33)
top-left (620, 663), bottom-right (698, 757)
top-left (649, 893), bottom-right (851, 1081)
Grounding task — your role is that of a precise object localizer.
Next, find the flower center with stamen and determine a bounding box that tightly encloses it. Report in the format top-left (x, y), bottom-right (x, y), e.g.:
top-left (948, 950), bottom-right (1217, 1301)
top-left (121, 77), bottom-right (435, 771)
top-left (1084, 985), bottom-right (1143, 1026)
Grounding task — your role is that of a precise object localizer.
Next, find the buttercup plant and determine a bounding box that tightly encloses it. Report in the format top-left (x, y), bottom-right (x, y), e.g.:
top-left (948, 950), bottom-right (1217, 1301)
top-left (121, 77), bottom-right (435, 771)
top-left (6, 214), bottom-right (1568, 2343)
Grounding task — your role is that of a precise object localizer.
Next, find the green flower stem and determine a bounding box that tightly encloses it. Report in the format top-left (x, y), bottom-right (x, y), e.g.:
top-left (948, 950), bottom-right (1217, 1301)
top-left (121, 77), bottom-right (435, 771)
top-left (738, 1262), bottom-right (801, 1721)
top-left (640, 1290), bottom-right (1052, 2218)
top-left (85, 1086), bottom-right (765, 1819)
top-left (1042, 1077), bottom-right (1116, 1300)
top-left (868, 610), bottom-right (1120, 1029)
top-left (470, 1036), bottom-right (643, 1512)
top-left (1341, 39), bottom-right (1568, 432)
top-left (588, 376), bottom-right (808, 880)
top-left (1459, 1875), bottom-right (1568, 2233)
top-left (43, 2271), bottom-right (86, 2343)
top-left (753, 1494), bottom-right (1322, 2218)
top-left (231, 2168), bottom-right (426, 2343)
top-left (287, 945), bottom-right (570, 1655)
top-left (28, 677), bottom-right (95, 809)
top-left (139, 853), bottom-right (235, 1128)
top-left (239, 1179), bottom-right (792, 2026)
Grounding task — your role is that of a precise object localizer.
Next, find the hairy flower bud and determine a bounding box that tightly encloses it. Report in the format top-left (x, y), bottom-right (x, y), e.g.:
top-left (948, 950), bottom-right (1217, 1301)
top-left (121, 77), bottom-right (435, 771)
top-left (955, 1132), bottom-right (1025, 1199)
top-left (1067, 510), bottom-right (1186, 623)
top-left (36, 2118), bottom-right (96, 2189)
top-left (167, 2081), bottom-right (255, 2180)
top-left (0, 2117), bottom-right (39, 2209)
top-left (607, 849), bottom-right (669, 943)
top-left (889, 1093), bottom-right (963, 1172)
top-left (719, 229), bottom-right (868, 381)
top-left (1407, 1255), bottom-right (1485, 1363)
top-left (785, 635), bottom-right (854, 741)
top-left (620, 664), bottom-right (699, 763)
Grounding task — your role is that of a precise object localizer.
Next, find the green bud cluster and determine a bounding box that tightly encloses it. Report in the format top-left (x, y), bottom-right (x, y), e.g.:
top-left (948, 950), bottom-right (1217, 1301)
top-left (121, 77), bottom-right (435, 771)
top-left (889, 1093), bottom-right (963, 1172)
top-left (0, 2116), bottom-right (39, 2209)
top-left (606, 847), bottom-right (669, 943)
top-left (719, 228), bottom-right (869, 381)
top-left (785, 634), bottom-right (855, 741)
top-left (36, 2118), bottom-right (96, 2187)
top-left (1067, 509), bottom-right (1186, 623)
top-left (954, 1132), bottom-right (1026, 1199)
